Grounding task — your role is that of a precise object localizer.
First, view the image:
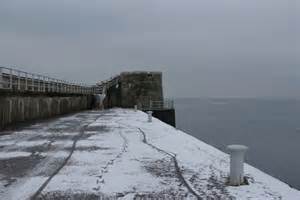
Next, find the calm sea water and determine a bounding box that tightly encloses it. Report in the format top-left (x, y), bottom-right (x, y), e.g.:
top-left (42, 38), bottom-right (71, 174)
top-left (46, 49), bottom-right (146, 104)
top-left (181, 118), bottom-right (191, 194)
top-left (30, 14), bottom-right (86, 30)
top-left (175, 98), bottom-right (300, 190)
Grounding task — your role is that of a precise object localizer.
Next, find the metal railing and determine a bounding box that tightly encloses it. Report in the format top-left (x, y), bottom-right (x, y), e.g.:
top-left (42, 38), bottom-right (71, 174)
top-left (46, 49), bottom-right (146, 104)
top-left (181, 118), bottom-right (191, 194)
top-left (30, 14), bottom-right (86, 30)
top-left (141, 99), bottom-right (174, 110)
top-left (0, 66), bottom-right (96, 94)
top-left (96, 75), bottom-right (120, 94)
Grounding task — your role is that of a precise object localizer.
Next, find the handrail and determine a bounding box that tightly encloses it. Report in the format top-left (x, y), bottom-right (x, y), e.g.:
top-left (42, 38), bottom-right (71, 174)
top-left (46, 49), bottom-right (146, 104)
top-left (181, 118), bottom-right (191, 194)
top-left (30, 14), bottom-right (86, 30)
top-left (96, 74), bottom-right (120, 94)
top-left (0, 66), bottom-right (96, 95)
top-left (141, 99), bottom-right (174, 110)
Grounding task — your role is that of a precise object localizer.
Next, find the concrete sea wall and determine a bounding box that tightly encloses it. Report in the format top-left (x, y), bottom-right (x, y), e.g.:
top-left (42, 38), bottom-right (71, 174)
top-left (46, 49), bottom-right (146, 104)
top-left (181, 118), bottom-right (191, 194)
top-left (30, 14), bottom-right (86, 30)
top-left (0, 92), bottom-right (93, 130)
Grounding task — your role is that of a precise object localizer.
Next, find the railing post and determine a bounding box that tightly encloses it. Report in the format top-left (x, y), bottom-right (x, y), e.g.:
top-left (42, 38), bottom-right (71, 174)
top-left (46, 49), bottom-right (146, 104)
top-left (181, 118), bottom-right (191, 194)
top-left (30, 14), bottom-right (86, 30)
top-left (0, 67), bottom-right (3, 89)
top-left (55, 80), bottom-right (58, 93)
top-left (147, 111), bottom-right (153, 122)
top-left (43, 76), bottom-right (46, 92)
top-left (25, 73), bottom-right (28, 91)
top-left (52, 79), bottom-right (55, 92)
top-left (59, 81), bottom-right (62, 93)
top-left (38, 75), bottom-right (41, 92)
top-left (134, 105), bottom-right (138, 112)
top-left (32, 74), bottom-right (35, 92)
top-left (9, 68), bottom-right (13, 90)
top-left (17, 71), bottom-right (21, 90)
top-left (46, 78), bottom-right (49, 92)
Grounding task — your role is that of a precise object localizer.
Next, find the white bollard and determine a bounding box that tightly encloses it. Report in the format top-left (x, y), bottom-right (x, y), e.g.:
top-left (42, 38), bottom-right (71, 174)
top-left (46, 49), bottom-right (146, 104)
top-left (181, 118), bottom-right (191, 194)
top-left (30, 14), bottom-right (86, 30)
top-left (227, 145), bottom-right (248, 186)
top-left (134, 105), bottom-right (138, 112)
top-left (147, 111), bottom-right (153, 122)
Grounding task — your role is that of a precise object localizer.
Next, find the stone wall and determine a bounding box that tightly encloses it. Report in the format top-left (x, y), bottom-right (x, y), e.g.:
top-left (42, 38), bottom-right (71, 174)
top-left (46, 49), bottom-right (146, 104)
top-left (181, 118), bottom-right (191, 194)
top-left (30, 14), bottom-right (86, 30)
top-left (104, 72), bottom-right (163, 108)
top-left (0, 92), bottom-right (93, 130)
top-left (152, 109), bottom-right (176, 127)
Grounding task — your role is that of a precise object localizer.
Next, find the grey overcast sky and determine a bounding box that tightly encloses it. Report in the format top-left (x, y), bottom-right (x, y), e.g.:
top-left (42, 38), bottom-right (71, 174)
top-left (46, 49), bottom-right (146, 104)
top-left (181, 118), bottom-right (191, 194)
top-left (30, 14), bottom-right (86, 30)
top-left (0, 0), bottom-right (299, 98)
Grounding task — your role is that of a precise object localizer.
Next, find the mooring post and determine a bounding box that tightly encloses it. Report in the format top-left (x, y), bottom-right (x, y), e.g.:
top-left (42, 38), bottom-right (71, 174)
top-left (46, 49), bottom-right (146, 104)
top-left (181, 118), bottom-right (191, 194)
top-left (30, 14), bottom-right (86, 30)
top-left (227, 145), bottom-right (248, 186)
top-left (134, 105), bottom-right (138, 112)
top-left (147, 111), bottom-right (153, 122)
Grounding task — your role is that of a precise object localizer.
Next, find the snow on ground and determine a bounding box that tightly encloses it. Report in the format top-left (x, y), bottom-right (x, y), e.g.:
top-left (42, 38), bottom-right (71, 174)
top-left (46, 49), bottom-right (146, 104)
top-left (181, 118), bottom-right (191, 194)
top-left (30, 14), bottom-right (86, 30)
top-left (0, 109), bottom-right (299, 199)
top-left (119, 109), bottom-right (300, 200)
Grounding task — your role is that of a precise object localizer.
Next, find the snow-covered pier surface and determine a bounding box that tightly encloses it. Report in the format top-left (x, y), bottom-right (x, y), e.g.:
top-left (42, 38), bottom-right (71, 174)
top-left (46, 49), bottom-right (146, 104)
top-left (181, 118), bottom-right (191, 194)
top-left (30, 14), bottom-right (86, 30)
top-left (0, 109), bottom-right (299, 199)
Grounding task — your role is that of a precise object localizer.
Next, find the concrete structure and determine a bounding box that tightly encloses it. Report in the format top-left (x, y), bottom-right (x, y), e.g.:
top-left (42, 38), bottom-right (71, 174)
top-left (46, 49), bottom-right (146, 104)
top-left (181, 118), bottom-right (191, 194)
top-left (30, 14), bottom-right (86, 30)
top-left (0, 109), bottom-right (299, 199)
top-left (101, 71), bottom-right (176, 127)
top-left (0, 92), bottom-right (93, 130)
top-left (227, 145), bottom-right (249, 186)
top-left (0, 67), bottom-right (96, 130)
top-left (0, 68), bottom-right (175, 129)
top-left (104, 71), bottom-right (163, 108)
top-left (0, 67), bottom-right (96, 94)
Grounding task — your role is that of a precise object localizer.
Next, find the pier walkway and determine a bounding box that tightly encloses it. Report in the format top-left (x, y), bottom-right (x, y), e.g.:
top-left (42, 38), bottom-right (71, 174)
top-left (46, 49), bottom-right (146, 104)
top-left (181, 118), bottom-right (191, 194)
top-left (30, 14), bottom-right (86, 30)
top-left (0, 109), bottom-right (299, 199)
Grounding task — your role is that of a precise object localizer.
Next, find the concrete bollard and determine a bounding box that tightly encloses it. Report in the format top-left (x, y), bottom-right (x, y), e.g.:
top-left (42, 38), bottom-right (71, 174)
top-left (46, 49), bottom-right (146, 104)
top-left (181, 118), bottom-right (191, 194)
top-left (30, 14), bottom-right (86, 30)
top-left (227, 144), bottom-right (248, 186)
top-left (134, 105), bottom-right (138, 112)
top-left (147, 111), bottom-right (153, 122)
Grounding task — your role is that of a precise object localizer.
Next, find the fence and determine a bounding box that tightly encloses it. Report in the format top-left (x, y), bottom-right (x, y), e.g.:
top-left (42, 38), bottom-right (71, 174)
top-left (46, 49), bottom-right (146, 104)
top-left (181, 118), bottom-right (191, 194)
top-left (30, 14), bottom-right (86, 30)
top-left (96, 75), bottom-right (120, 94)
top-left (0, 67), bottom-right (96, 95)
top-left (141, 99), bottom-right (174, 110)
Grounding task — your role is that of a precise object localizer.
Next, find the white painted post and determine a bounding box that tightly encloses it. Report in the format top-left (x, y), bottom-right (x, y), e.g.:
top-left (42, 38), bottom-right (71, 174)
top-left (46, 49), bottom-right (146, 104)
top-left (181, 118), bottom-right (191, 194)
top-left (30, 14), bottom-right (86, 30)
top-left (134, 105), bottom-right (138, 112)
top-left (0, 67), bottom-right (3, 89)
top-left (147, 111), bottom-right (153, 122)
top-left (227, 145), bottom-right (248, 186)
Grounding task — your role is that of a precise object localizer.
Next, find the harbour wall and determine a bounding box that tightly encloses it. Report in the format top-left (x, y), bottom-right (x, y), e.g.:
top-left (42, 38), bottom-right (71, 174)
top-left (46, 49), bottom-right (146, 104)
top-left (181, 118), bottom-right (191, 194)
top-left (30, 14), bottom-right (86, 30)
top-left (0, 91), bottom-right (93, 130)
top-left (103, 72), bottom-right (176, 127)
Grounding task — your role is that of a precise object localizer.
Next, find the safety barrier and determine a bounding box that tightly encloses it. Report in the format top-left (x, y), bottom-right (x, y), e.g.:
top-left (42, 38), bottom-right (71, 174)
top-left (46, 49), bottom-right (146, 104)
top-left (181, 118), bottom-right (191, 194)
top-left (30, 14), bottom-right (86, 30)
top-left (0, 67), bottom-right (96, 94)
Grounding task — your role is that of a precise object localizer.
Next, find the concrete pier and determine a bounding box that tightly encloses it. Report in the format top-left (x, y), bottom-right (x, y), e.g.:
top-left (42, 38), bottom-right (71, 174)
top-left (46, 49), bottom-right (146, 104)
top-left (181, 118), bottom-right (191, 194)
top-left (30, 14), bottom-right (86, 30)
top-left (100, 71), bottom-right (176, 127)
top-left (0, 109), bottom-right (298, 199)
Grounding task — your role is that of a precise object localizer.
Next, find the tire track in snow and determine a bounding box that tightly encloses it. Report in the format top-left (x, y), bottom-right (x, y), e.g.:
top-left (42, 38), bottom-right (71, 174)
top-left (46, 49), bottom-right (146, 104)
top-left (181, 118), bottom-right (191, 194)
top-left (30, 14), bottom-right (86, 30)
top-left (137, 127), bottom-right (201, 200)
top-left (30, 114), bottom-right (103, 200)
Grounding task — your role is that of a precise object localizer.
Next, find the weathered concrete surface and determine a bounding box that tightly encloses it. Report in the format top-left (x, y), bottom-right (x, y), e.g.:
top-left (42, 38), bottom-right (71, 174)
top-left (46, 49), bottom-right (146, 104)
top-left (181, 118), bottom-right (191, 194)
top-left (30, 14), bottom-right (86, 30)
top-left (0, 109), bottom-right (299, 200)
top-left (0, 93), bottom-right (93, 130)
